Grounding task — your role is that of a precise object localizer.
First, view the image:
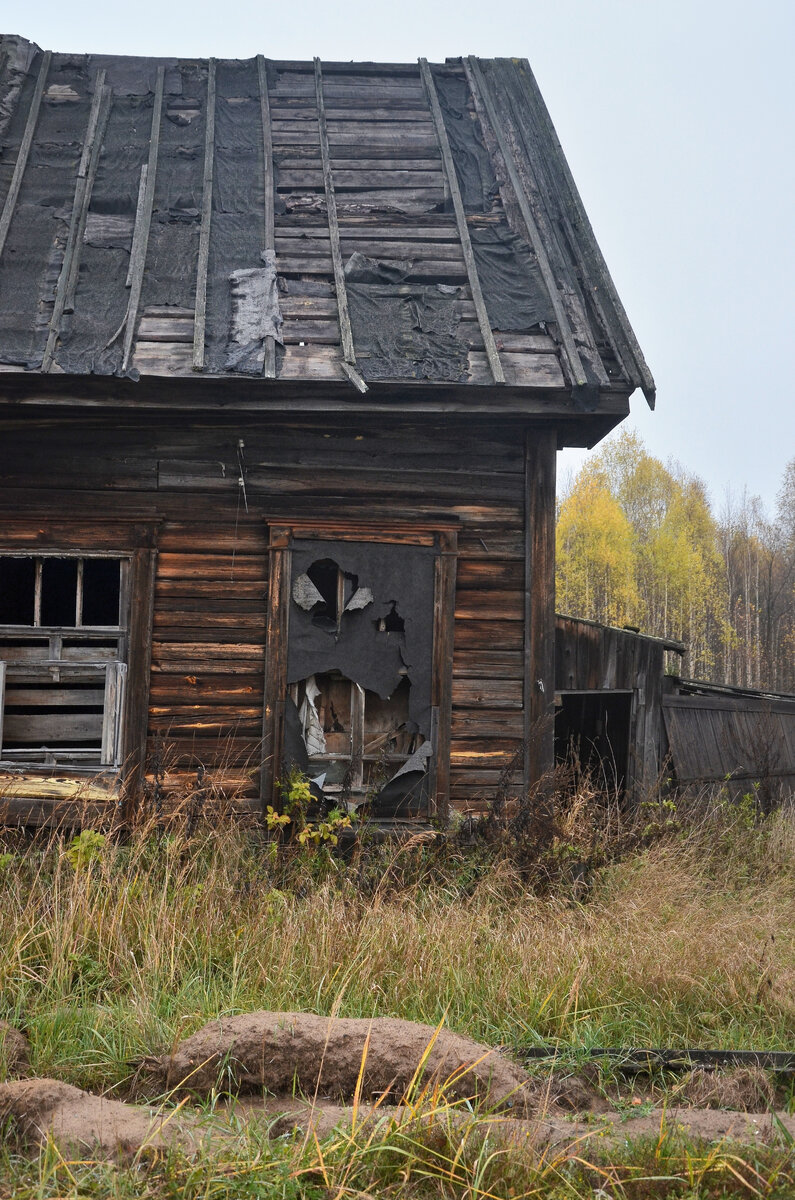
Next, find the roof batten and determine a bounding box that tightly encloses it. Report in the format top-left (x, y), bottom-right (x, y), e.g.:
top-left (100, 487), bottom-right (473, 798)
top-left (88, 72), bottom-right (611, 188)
top-left (419, 57), bottom-right (504, 387)
top-left (313, 56), bottom-right (367, 394)
top-left (192, 58), bottom-right (215, 373)
top-left (464, 56), bottom-right (588, 394)
top-left (256, 56), bottom-right (276, 378)
top-left (43, 71), bottom-right (111, 371)
top-left (0, 49), bottom-right (51, 263)
top-left (120, 64), bottom-right (164, 373)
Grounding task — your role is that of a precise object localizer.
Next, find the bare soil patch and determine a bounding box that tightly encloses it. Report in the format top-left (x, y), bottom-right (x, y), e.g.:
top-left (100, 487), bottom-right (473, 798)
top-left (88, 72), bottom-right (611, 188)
top-left (4, 1015), bottom-right (795, 1163)
top-left (0, 1079), bottom-right (218, 1158)
top-left (145, 1011), bottom-right (533, 1113)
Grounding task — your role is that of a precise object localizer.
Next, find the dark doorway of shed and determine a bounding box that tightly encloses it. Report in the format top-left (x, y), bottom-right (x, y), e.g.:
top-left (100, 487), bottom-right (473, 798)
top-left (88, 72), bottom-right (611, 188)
top-left (554, 691), bottom-right (632, 797)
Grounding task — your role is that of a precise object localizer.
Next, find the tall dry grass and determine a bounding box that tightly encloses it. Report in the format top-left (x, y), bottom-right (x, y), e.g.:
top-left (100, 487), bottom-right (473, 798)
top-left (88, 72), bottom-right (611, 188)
top-left (1, 796), bottom-right (794, 1097)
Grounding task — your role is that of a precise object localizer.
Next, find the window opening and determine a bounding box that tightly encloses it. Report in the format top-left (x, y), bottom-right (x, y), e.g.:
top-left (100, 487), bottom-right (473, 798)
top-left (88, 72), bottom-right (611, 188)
top-left (0, 555), bottom-right (128, 769)
top-left (291, 671), bottom-right (425, 808)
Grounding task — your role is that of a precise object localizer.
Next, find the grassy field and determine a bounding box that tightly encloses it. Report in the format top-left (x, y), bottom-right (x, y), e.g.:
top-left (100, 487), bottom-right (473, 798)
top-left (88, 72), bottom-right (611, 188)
top-left (1, 794), bottom-right (794, 1197)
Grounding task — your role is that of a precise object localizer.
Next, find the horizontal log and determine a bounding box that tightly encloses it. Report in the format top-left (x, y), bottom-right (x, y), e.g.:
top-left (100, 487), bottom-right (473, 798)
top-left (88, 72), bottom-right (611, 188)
top-left (144, 736), bottom-right (263, 768)
top-left (455, 559), bottom-right (523, 588)
top-left (452, 649), bottom-right (524, 678)
top-left (149, 674), bottom-right (264, 703)
top-left (455, 589), bottom-right (524, 621)
top-left (154, 597), bottom-right (265, 616)
top-left (156, 553), bottom-right (267, 580)
top-left (451, 709), bottom-right (523, 739)
top-left (157, 460), bottom-right (522, 504)
top-left (451, 679), bottom-right (522, 709)
top-left (453, 620), bottom-right (523, 651)
top-left (155, 578), bottom-right (266, 600)
top-left (449, 740), bottom-right (523, 768)
top-left (158, 525), bottom-right (266, 554)
top-left (151, 642), bottom-right (265, 665)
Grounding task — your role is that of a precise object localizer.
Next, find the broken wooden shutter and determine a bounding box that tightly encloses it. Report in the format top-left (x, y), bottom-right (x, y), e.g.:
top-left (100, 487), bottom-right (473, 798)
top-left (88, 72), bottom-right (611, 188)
top-left (101, 660), bottom-right (127, 768)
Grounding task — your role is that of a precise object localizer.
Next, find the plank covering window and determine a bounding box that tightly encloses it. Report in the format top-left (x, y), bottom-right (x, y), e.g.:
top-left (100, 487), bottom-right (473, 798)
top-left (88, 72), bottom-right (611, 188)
top-left (0, 555), bottom-right (128, 769)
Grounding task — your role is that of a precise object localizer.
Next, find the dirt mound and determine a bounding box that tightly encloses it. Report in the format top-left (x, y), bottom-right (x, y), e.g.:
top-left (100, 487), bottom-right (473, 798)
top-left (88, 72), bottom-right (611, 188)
top-left (151, 1012), bottom-right (533, 1113)
top-left (0, 1078), bottom-right (209, 1158)
top-left (0, 1021), bottom-right (29, 1077)
top-left (677, 1066), bottom-right (776, 1111)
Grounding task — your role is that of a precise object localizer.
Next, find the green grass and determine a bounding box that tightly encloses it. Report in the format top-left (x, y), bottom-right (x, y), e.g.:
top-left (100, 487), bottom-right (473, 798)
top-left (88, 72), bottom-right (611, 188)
top-left (1, 801), bottom-right (794, 1196)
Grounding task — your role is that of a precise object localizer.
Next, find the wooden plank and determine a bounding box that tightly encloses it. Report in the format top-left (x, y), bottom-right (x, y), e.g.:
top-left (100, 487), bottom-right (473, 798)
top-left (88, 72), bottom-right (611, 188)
top-left (0, 50), bottom-right (52, 263)
top-left (4, 687), bottom-right (106, 707)
top-left (452, 648), bottom-right (523, 678)
top-left (3, 711), bottom-right (104, 742)
top-left (0, 661), bottom-right (5, 756)
top-left (257, 55), bottom-right (277, 378)
top-left (312, 58), bottom-right (366, 392)
top-left (524, 431), bottom-right (556, 787)
top-left (419, 58), bottom-right (504, 386)
top-left (260, 540), bottom-right (290, 808)
top-left (452, 678), bottom-right (522, 709)
top-left (508, 57), bottom-right (655, 402)
top-left (455, 589), bottom-right (523, 621)
top-left (43, 74), bottom-right (112, 371)
top-left (430, 529), bottom-right (457, 823)
top-left (121, 546), bottom-right (157, 809)
top-left (192, 59), bottom-right (216, 372)
top-left (464, 56), bottom-right (588, 394)
top-left (121, 65), bottom-right (165, 373)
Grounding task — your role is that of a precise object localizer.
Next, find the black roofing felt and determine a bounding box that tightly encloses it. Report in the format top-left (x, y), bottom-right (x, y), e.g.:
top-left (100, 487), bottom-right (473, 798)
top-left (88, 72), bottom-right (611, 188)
top-left (0, 35), bottom-right (654, 403)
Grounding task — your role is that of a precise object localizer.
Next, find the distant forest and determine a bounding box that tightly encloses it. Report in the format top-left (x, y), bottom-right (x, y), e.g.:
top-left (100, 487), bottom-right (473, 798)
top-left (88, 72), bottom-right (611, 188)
top-left (556, 431), bottom-right (795, 692)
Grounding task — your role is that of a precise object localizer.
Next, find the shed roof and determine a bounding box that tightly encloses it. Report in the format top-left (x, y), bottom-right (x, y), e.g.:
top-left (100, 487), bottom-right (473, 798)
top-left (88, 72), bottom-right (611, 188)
top-left (0, 37), bottom-right (654, 405)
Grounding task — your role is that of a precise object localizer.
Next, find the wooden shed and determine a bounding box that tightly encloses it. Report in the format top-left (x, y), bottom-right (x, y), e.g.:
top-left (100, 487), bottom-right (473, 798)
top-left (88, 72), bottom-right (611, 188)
top-left (554, 615), bottom-right (795, 806)
top-left (0, 38), bottom-right (654, 827)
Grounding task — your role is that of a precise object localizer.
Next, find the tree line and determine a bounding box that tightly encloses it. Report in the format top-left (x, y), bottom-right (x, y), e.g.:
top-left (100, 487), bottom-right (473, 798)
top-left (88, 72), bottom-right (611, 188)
top-left (556, 431), bottom-right (795, 691)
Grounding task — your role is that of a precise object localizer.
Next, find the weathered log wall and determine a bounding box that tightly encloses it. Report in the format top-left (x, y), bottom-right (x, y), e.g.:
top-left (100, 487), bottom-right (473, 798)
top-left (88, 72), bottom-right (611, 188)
top-left (0, 411), bottom-right (545, 822)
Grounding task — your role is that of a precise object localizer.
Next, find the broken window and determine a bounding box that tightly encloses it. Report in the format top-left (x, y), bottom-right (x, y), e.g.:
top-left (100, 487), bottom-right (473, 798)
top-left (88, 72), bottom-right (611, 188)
top-left (289, 672), bottom-right (428, 811)
top-left (284, 542), bottom-right (436, 817)
top-left (0, 555), bottom-right (128, 769)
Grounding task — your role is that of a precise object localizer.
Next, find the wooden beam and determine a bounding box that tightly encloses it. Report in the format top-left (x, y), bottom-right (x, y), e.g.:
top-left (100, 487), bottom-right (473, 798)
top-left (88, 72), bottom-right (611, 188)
top-left (313, 58), bottom-right (368, 394)
top-left (257, 55), bottom-right (276, 378)
top-left (121, 66), bottom-right (165, 373)
top-left (513, 57), bottom-right (655, 405)
top-left (0, 50), bottom-right (51, 263)
top-left (464, 56), bottom-right (589, 394)
top-left (192, 59), bottom-right (216, 372)
top-left (43, 74), bottom-right (112, 371)
top-left (524, 429), bottom-right (556, 789)
top-left (418, 58), bottom-right (505, 387)
top-left (260, 532), bottom-right (291, 810)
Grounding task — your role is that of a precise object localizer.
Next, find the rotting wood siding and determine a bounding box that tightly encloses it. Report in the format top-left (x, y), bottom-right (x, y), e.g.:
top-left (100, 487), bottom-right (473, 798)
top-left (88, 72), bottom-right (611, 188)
top-left (554, 615), bottom-right (683, 800)
top-left (0, 411), bottom-right (544, 824)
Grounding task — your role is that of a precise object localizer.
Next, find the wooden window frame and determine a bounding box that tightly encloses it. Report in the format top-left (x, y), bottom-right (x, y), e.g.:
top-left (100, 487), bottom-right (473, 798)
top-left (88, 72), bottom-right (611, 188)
top-left (261, 519), bottom-right (458, 822)
top-left (0, 542), bottom-right (156, 784)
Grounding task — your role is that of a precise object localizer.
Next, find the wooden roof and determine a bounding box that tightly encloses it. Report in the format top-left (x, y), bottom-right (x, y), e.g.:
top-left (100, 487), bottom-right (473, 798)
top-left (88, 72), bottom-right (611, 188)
top-left (0, 37), bottom-right (654, 406)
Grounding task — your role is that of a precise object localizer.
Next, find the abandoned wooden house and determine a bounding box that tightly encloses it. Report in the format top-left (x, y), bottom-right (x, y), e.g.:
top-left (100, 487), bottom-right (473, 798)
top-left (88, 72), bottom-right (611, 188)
top-left (0, 36), bottom-right (657, 827)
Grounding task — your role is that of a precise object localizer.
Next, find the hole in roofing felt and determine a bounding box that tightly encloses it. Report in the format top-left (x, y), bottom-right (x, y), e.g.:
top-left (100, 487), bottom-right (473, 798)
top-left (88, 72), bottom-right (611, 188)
top-left (293, 560), bottom-right (372, 633)
top-left (376, 603), bottom-right (405, 634)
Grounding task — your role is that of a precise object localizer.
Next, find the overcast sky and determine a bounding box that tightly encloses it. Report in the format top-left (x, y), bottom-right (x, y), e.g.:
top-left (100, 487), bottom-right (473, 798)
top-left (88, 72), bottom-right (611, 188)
top-left (5, 0), bottom-right (793, 514)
